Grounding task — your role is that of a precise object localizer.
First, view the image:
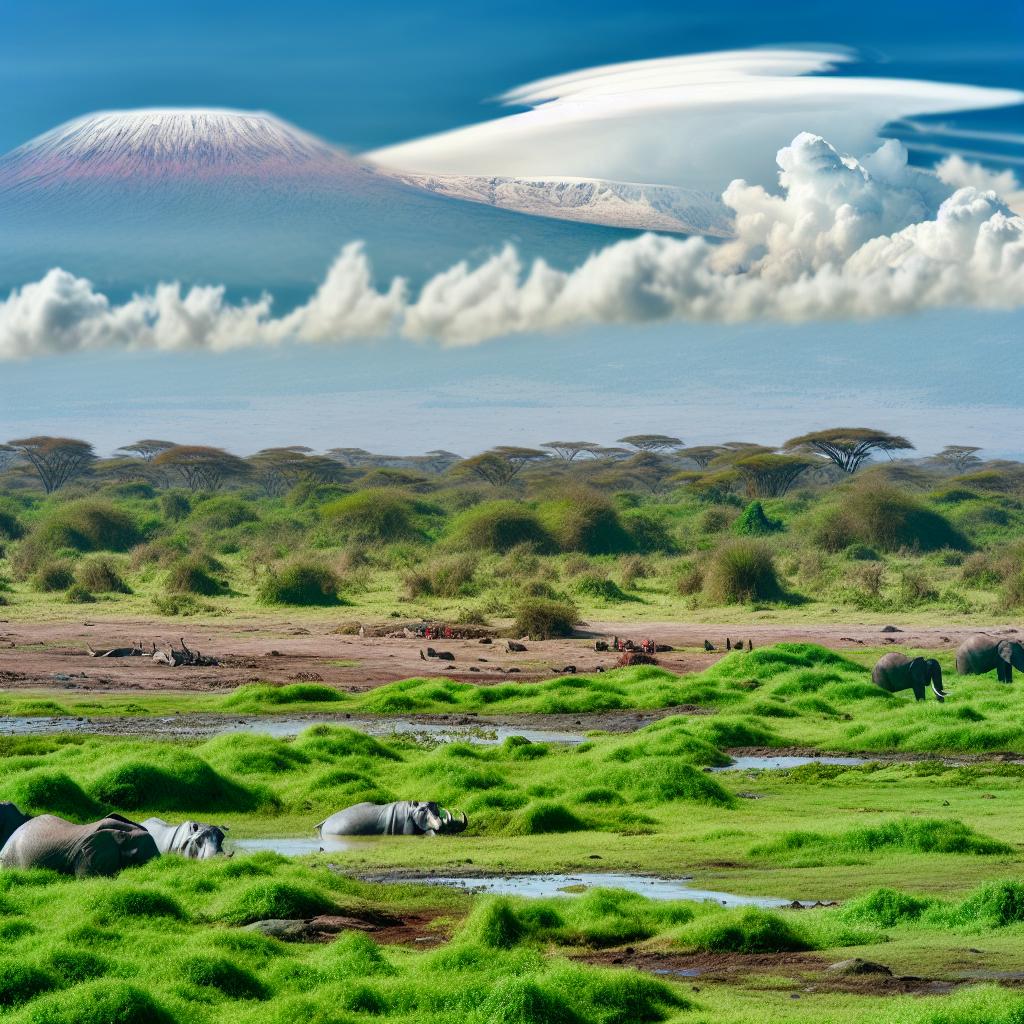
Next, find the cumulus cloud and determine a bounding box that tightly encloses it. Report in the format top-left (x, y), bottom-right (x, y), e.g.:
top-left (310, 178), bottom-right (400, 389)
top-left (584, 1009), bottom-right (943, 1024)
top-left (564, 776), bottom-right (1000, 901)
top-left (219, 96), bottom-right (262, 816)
top-left (2, 133), bottom-right (1023, 359)
top-left (935, 154), bottom-right (1023, 213)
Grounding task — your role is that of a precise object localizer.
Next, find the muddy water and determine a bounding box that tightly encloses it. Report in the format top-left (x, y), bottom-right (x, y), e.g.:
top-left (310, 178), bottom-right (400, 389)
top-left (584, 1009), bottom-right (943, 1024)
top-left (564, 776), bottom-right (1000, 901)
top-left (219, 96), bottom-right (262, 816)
top-left (0, 714), bottom-right (586, 745)
top-left (375, 873), bottom-right (815, 908)
top-left (712, 755), bottom-right (867, 772)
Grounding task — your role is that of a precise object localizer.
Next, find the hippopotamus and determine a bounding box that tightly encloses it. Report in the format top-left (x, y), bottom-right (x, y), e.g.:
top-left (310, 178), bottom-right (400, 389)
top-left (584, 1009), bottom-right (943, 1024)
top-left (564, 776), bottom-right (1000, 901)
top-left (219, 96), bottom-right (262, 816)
top-left (0, 814), bottom-right (160, 877)
top-left (141, 818), bottom-right (228, 859)
top-left (0, 803), bottom-right (31, 851)
top-left (316, 801), bottom-right (468, 837)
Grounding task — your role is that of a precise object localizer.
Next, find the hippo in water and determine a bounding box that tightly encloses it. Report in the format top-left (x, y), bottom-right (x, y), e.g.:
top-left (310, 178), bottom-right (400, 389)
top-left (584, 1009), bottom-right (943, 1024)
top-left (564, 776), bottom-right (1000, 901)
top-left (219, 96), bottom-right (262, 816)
top-left (0, 814), bottom-right (160, 877)
top-left (316, 801), bottom-right (468, 837)
top-left (142, 818), bottom-right (228, 859)
top-left (0, 803), bottom-right (32, 852)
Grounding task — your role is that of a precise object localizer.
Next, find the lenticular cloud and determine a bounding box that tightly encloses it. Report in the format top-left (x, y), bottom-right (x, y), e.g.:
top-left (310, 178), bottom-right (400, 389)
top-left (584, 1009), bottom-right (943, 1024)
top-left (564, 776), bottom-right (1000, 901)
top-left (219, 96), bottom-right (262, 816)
top-left (1, 133), bottom-right (1022, 359)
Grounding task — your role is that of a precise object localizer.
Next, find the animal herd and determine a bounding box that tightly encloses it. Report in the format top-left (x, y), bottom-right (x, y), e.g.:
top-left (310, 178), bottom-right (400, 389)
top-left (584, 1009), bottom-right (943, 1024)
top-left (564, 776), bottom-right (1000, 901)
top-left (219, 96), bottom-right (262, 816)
top-left (0, 800), bottom-right (467, 879)
top-left (871, 633), bottom-right (1024, 702)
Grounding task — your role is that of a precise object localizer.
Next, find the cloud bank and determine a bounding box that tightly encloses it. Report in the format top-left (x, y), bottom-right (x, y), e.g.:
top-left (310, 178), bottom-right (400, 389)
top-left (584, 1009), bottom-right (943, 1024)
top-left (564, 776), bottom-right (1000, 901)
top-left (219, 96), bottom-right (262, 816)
top-left (2, 134), bottom-right (1022, 359)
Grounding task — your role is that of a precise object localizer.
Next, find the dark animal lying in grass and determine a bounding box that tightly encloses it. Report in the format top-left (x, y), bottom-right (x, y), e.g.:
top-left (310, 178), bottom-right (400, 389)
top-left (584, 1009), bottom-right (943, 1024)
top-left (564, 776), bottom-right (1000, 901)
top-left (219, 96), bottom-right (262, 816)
top-left (0, 802), bottom-right (31, 851)
top-left (86, 644), bottom-right (145, 658)
top-left (142, 817), bottom-right (228, 859)
top-left (0, 813), bottom-right (160, 876)
top-left (956, 635), bottom-right (1024, 683)
top-left (316, 801), bottom-right (468, 837)
top-left (872, 653), bottom-right (946, 701)
top-left (152, 638), bottom-right (218, 667)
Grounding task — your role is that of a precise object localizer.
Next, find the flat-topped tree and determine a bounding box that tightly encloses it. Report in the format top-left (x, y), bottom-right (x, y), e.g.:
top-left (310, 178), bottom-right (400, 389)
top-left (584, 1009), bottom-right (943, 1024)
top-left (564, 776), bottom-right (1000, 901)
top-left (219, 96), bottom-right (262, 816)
top-left (117, 440), bottom-right (177, 461)
top-left (783, 428), bottom-right (914, 474)
top-left (417, 450), bottom-right (463, 474)
top-left (153, 445), bottom-right (250, 491)
top-left (248, 448), bottom-right (324, 496)
top-left (617, 434), bottom-right (683, 452)
top-left (7, 437), bottom-right (95, 493)
top-left (541, 441), bottom-right (601, 461)
top-left (678, 446), bottom-right (726, 469)
top-left (457, 447), bottom-right (549, 487)
top-left (933, 445), bottom-right (983, 474)
top-left (734, 453), bottom-right (815, 498)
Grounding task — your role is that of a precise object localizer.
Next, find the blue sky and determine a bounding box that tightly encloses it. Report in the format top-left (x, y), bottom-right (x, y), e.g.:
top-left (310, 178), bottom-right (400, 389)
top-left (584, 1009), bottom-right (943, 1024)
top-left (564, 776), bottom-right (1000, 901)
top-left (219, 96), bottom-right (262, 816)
top-left (1, 0), bottom-right (1022, 457)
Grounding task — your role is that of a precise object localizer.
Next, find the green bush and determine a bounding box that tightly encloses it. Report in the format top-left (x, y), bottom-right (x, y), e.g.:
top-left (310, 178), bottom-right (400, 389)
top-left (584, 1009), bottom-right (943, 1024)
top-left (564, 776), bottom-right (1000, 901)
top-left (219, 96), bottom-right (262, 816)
top-left (65, 583), bottom-right (96, 605)
top-left (840, 887), bottom-right (936, 927)
top-left (159, 492), bottom-right (191, 521)
top-left (702, 540), bottom-right (782, 604)
top-left (165, 556), bottom-right (226, 597)
top-left (508, 801), bottom-right (587, 835)
top-left (450, 501), bottom-right (554, 553)
top-left (32, 500), bottom-right (141, 553)
top-left (403, 554), bottom-right (477, 598)
top-left (540, 490), bottom-right (633, 554)
top-left (0, 510), bottom-right (24, 540)
top-left (512, 597), bottom-right (578, 639)
top-left (257, 561), bottom-right (342, 606)
top-left (77, 557), bottom-right (130, 594)
top-left (733, 500), bottom-right (782, 535)
top-left (191, 495), bottom-right (258, 530)
top-left (322, 490), bottom-right (424, 543)
top-left (574, 573), bottom-right (634, 603)
top-left (31, 561), bottom-right (76, 593)
top-left (675, 907), bottom-right (811, 953)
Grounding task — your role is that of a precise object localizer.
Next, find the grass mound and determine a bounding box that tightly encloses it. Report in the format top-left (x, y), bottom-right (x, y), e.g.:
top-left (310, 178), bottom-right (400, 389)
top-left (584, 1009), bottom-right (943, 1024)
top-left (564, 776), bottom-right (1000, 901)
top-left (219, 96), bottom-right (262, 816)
top-left (165, 556), bottom-right (225, 597)
top-left (30, 561), bottom-right (76, 593)
top-left (257, 561), bottom-right (343, 606)
top-left (31, 500), bottom-right (141, 554)
top-left (840, 887), bottom-right (938, 927)
top-left (14, 980), bottom-right (174, 1024)
top-left (507, 801), bottom-right (587, 835)
top-left (540, 491), bottom-right (633, 554)
top-left (450, 502), bottom-right (554, 553)
top-left (752, 818), bottom-right (1012, 864)
top-left (322, 489), bottom-right (426, 543)
top-left (0, 962), bottom-right (60, 1008)
top-left (675, 907), bottom-right (811, 953)
top-left (702, 539), bottom-right (783, 604)
top-left (951, 880), bottom-right (1024, 928)
top-left (324, 932), bottom-right (396, 977)
top-left (512, 597), bottom-right (578, 639)
top-left (215, 881), bottom-right (338, 925)
top-left (472, 977), bottom-right (581, 1024)
top-left (177, 954), bottom-right (267, 999)
top-left (77, 557), bottom-right (131, 594)
top-left (220, 683), bottom-right (344, 711)
top-left (190, 496), bottom-right (259, 530)
top-left (0, 770), bottom-right (99, 820)
top-left (574, 574), bottom-right (635, 603)
top-left (90, 886), bottom-right (187, 922)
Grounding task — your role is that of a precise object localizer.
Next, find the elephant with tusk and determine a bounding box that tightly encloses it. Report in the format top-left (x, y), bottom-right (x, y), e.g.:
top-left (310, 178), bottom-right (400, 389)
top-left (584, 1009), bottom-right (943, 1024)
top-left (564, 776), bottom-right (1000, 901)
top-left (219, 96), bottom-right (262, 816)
top-left (956, 635), bottom-right (1024, 683)
top-left (872, 653), bottom-right (947, 702)
top-left (316, 801), bottom-right (468, 837)
top-left (0, 802), bottom-right (32, 852)
top-left (142, 818), bottom-right (228, 859)
top-left (0, 814), bottom-right (160, 877)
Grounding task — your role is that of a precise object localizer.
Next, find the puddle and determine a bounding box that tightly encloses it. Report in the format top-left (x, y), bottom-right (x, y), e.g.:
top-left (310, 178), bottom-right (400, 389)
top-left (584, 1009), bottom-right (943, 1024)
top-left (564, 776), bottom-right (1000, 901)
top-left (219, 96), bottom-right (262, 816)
top-left (0, 714), bottom-right (586, 746)
top-left (712, 755), bottom-right (867, 772)
top-left (653, 968), bottom-right (702, 978)
top-left (381, 873), bottom-right (814, 908)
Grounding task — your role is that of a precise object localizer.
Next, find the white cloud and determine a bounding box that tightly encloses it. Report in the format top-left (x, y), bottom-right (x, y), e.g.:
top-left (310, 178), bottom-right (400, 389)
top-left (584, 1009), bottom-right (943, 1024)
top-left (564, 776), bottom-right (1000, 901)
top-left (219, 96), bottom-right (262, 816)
top-left (368, 48), bottom-right (1023, 195)
top-left (2, 134), bottom-right (1022, 359)
top-left (935, 154), bottom-right (1023, 213)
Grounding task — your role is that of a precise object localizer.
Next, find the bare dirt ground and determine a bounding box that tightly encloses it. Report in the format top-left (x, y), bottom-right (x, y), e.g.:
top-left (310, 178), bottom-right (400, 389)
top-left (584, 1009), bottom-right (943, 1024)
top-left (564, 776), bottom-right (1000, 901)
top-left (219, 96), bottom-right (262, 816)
top-left (0, 616), bottom-right (1017, 696)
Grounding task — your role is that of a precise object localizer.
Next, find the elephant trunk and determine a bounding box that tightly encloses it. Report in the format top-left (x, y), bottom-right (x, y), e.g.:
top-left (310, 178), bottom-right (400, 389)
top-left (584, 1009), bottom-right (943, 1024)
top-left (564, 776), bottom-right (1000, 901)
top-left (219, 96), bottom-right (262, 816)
top-left (931, 664), bottom-right (947, 702)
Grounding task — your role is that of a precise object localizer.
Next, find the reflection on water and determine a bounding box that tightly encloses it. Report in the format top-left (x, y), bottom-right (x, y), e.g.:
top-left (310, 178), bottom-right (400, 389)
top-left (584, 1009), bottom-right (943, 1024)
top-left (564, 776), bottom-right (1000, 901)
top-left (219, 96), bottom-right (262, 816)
top-left (712, 755), bottom-right (867, 772)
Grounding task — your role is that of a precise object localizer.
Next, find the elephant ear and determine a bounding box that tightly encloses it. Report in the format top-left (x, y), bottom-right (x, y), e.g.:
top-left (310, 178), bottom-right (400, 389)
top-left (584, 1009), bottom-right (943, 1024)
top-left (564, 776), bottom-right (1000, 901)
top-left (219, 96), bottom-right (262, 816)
top-left (908, 656), bottom-right (928, 680)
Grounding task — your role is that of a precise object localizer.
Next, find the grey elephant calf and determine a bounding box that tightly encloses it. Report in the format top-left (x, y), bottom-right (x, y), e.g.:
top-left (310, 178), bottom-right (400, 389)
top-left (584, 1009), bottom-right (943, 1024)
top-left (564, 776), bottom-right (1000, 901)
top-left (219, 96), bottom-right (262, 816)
top-left (316, 801), bottom-right (468, 837)
top-left (0, 814), bottom-right (160, 877)
top-left (956, 635), bottom-right (1024, 683)
top-left (0, 802), bottom-right (32, 852)
top-left (142, 818), bottom-right (228, 859)
top-left (872, 653), bottom-right (946, 701)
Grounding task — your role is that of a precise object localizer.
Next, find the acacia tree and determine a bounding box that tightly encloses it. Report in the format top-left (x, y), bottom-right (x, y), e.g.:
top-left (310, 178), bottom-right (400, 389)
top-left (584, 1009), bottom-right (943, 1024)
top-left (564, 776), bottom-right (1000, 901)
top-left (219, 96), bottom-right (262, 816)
top-left (7, 437), bottom-right (96, 493)
top-left (678, 445), bottom-right (725, 469)
top-left (416, 450), bottom-right (463, 474)
top-left (933, 445), bottom-right (982, 474)
top-left (540, 441), bottom-right (601, 461)
top-left (783, 428), bottom-right (914, 473)
top-left (457, 447), bottom-right (549, 487)
top-left (617, 434), bottom-right (683, 452)
top-left (153, 446), bottom-right (250, 491)
top-left (117, 440), bottom-right (178, 462)
top-left (734, 453), bottom-right (814, 498)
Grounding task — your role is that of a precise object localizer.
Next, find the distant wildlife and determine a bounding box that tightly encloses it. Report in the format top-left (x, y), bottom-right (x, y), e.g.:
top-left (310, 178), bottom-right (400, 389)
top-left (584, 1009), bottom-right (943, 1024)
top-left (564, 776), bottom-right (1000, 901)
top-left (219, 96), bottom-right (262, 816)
top-left (316, 801), bottom-right (468, 837)
top-left (142, 818), bottom-right (228, 859)
top-left (704, 640), bottom-right (715, 651)
top-left (872, 653), bottom-right (946, 702)
top-left (0, 814), bottom-right (159, 877)
top-left (956, 635), bottom-right (1024, 683)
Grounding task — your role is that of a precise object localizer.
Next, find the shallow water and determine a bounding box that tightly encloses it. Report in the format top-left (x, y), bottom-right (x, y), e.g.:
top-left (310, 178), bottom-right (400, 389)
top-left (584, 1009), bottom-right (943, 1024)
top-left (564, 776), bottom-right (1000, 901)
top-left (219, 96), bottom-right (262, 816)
top-left (382, 872), bottom-right (813, 908)
top-left (711, 755), bottom-right (868, 772)
top-left (0, 714), bottom-right (586, 745)
top-left (232, 836), bottom-right (379, 856)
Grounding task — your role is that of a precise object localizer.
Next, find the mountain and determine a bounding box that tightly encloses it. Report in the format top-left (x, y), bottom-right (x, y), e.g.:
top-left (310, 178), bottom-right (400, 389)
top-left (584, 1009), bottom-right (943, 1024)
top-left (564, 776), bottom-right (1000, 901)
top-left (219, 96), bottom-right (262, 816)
top-left (380, 171), bottom-right (733, 236)
top-left (0, 109), bottom-right (634, 297)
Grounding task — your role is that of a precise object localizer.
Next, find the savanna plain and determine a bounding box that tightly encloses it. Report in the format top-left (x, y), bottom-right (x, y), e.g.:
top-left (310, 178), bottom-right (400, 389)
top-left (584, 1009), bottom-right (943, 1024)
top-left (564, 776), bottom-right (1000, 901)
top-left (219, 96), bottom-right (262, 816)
top-left (1, 432), bottom-right (1023, 1024)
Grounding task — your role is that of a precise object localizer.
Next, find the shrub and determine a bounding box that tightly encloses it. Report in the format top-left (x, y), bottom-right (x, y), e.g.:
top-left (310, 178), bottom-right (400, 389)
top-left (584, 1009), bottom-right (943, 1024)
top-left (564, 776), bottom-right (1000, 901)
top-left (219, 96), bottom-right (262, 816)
top-left (840, 887), bottom-right (936, 927)
top-left (166, 555), bottom-right (226, 596)
top-left (512, 597), bottom-right (578, 639)
top-left (619, 555), bottom-right (654, 589)
top-left (31, 561), bottom-right (76, 593)
top-left (403, 554), bottom-right (477, 598)
top-left (674, 561), bottom-right (704, 596)
top-left (508, 801), bottom-right (587, 835)
top-left (77, 557), bottom-right (131, 594)
top-left (32, 500), bottom-right (141, 553)
top-left (159, 492), bottom-right (191, 521)
top-left (450, 502), bottom-right (554, 553)
top-left (733, 500), bottom-right (782, 535)
top-left (65, 584), bottom-right (96, 604)
top-left (574, 574), bottom-right (633, 603)
top-left (702, 540), bottom-right (782, 604)
top-left (675, 907), bottom-right (810, 953)
top-left (472, 977), bottom-right (580, 1024)
top-left (191, 495), bottom-right (258, 530)
top-left (0, 510), bottom-right (23, 540)
top-left (322, 490), bottom-right (423, 543)
top-left (257, 561), bottom-right (342, 606)
top-left (540, 490), bottom-right (633, 554)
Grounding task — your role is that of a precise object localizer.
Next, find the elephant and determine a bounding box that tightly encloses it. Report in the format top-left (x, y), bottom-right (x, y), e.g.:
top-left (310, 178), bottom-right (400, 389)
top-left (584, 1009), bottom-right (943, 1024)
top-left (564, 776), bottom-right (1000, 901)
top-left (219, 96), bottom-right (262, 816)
top-left (0, 814), bottom-right (160, 877)
top-left (316, 801), bottom-right (468, 837)
top-left (956, 635), bottom-right (1024, 683)
top-left (871, 653), bottom-right (946, 701)
top-left (0, 803), bottom-right (31, 851)
top-left (141, 818), bottom-right (228, 859)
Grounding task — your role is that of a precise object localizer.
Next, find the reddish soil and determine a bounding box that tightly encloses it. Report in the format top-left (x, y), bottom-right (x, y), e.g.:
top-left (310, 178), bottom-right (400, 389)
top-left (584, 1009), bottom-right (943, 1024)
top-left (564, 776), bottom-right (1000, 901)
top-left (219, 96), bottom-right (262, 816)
top-left (0, 617), bottom-right (1015, 697)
